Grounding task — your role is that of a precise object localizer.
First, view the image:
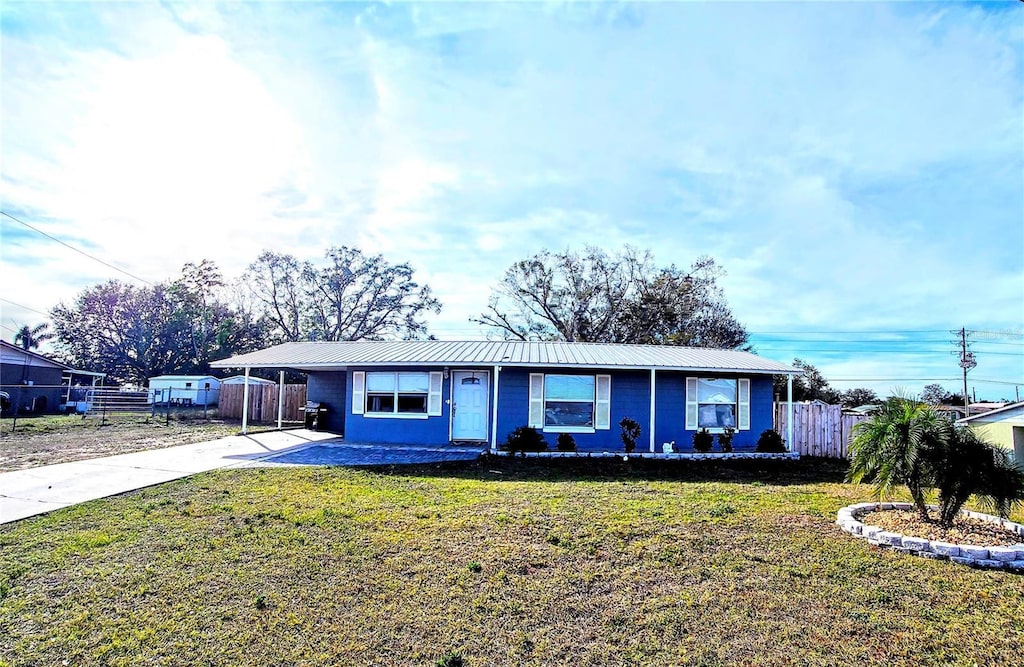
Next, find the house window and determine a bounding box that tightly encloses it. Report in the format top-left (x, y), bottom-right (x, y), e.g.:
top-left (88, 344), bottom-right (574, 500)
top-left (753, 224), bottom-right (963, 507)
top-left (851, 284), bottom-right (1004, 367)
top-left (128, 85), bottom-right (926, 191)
top-left (544, 375), bottom-right (596, 428)
top-left (685, 377), bottom-right (750, 432)
top-left (365, 372), bottom-right (429, 414)
top-left (696, 378), bottom-right (737, 429)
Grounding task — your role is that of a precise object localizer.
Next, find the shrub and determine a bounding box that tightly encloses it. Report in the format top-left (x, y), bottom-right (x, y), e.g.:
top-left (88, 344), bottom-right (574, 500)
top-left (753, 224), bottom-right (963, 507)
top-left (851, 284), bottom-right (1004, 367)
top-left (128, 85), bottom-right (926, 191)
top-left (619, 417), bottom-right (641, 453)
top-left (436, 653), bottom-right (464, 667)
top-left (504, 426), bottom-right (547, 453)
top-left (755, 429), bottom-right (786, 453)
top-left (928, 425), bottom-right (1024, 527)
top-left (692, 428), bottom-right (714, 453)
top-left (556, 433), bottom-right (577, 452)
top-left (717, 427), bottom-right (735, 453)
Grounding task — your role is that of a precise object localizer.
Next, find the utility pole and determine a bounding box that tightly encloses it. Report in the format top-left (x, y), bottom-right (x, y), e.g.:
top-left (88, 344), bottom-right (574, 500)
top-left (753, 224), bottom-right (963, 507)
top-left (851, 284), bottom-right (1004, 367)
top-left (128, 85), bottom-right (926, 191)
top-left (954, 327), bottom-right (976, 416)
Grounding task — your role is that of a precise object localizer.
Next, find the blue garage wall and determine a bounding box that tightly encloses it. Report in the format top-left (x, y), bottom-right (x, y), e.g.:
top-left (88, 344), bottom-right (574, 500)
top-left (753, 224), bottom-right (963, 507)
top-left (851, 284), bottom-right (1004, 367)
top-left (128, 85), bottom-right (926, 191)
top-left (306, 371), bottom-right (347, 434)
top-left (495, 368), bottom-right (651, 452)
top-left (342, 366), bottom-right (453, 445)
top-left (654, 373), bottom-right (775, 452)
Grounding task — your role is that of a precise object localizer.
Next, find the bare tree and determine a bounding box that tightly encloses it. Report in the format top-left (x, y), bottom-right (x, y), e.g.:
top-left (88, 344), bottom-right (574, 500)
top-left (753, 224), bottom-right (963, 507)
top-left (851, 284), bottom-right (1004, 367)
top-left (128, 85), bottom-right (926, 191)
top-left (247, 251), bottom-right (306, 343)
top-left (246, 246), bottom-right (441, 342)
top-left (474, 247), bottom-right (749, 349)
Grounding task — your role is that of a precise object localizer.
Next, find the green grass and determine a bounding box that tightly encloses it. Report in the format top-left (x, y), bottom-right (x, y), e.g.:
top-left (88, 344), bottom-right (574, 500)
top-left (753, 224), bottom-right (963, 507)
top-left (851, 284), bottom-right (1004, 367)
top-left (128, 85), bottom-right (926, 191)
top-left (1, 458), bottom-right (1022, 666)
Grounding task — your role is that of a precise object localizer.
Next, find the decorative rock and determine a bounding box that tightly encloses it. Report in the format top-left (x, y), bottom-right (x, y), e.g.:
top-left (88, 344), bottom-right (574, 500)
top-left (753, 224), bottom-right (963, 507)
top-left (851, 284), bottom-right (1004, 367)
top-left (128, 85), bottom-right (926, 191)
top-left (837, 503), bottom-right (1024, 571)
top-left (987, 546), bottom-right (1020, 562)
top-left (930, 542), bottom-right (961, 558)
top-left (878, 532), bottom-right (904, 546)
top-left (918, 551), bottom-right (946, 561)
top-left (901, 536), bottom-right (930, 551)
top-left (960, 545), bottom-right (990, 560)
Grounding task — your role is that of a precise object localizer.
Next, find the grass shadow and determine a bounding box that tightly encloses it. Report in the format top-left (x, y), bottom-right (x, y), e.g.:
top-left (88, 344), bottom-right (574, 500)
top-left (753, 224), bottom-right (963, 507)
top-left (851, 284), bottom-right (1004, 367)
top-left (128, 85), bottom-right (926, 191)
top-left (351, 454), bottom-right (851, 486)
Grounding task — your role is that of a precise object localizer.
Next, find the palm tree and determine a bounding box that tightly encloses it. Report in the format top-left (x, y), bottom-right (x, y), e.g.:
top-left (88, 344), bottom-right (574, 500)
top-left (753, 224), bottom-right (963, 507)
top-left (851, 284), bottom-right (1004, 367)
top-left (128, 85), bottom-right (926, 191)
top-left (930, 426), bottom-right (1024, 527)
top-left (846, 396), bottom-right (945, 521)
top-left (13, 322), bottom-right (54, 351)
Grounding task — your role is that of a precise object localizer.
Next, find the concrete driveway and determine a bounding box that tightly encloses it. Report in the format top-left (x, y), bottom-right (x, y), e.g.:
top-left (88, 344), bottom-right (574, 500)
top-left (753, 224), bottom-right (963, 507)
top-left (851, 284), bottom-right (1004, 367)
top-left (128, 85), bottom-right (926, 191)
top-left (0, 429), bottom-right (484, 525)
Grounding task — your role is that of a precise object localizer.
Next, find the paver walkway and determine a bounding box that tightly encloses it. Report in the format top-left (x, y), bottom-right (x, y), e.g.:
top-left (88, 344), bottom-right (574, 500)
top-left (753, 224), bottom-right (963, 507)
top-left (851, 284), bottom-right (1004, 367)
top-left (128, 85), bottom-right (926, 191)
top-left (0, 430), bottom-right (486, 525)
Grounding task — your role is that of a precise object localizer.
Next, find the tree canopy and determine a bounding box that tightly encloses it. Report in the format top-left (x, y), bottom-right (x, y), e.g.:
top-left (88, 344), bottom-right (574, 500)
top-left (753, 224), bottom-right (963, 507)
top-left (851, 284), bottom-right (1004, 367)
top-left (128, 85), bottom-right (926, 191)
top-left (50, 262), bottom-right (258, 384)
top-left (246, 246), bottom-right (441, 343)
top-left (50, 248), bottom-right (441, 383)
top-left (472, 246), bottom-right (749, 348)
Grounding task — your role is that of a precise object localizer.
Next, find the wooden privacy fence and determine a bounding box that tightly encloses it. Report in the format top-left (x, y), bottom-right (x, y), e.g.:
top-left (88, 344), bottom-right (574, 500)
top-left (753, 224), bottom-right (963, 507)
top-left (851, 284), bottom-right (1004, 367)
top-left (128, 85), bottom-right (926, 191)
top-left (219, 384), bottom-right (306, 423)
top-left (775, 403), bottom-right (869, 459)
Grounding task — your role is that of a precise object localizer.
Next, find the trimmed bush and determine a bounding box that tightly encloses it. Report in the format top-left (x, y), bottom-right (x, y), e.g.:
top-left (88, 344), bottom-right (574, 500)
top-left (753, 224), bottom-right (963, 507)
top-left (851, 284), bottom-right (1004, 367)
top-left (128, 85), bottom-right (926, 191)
top-left (692, 428), bottom-right (714, 453)
top-left (619, 417), bottom-right (641, 453)
top-left (503, 426), bottom-right (547, 454)
top-left (556, 433), bottom-right (577, 452)
top-left (755, 429), bottom-right (786, 453)
top-left (717, 427), bottom-right (735, 453)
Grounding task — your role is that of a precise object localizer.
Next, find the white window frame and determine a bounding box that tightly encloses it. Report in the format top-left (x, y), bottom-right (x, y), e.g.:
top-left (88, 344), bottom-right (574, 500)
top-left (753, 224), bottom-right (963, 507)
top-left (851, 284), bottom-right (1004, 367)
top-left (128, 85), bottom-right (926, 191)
top-left (355, 371), bottom-right (443, 420)
top-left (529, 373), bottom-right (611, 433)
top-left (685, 377), bottom-right (751, 432)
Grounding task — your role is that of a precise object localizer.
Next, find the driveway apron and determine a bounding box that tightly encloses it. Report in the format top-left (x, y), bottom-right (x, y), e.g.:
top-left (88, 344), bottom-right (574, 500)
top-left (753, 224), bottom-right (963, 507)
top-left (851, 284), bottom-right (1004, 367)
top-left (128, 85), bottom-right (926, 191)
top-left (0, 430), bottom-right (482, 525)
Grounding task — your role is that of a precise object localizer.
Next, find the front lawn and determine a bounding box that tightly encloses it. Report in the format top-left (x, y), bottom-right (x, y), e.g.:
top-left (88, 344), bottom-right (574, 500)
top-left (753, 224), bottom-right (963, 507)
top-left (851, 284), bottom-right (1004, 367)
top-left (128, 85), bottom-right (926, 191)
top-left (1, 458), bottom-right (1021, 666)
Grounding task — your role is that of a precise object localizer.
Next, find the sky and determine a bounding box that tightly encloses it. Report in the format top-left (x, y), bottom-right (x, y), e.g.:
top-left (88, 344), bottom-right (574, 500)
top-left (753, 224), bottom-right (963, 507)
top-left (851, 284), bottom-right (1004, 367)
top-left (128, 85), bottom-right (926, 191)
top-left (1, 1), bottom-right (1022, 401)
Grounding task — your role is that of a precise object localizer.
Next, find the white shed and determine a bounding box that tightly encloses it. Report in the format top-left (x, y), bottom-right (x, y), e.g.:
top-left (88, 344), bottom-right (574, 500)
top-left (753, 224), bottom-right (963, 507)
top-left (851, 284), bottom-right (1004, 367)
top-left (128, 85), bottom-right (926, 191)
top-left (221, 375), bottom-right (277, 386)
top-left (148, 375), bottom-right (221, 406)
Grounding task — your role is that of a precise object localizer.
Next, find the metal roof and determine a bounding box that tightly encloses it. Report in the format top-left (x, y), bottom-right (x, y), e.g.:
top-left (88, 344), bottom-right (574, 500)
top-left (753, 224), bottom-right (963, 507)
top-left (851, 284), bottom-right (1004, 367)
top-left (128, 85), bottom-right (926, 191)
top-left (211, 340), bottom-right (801, 375)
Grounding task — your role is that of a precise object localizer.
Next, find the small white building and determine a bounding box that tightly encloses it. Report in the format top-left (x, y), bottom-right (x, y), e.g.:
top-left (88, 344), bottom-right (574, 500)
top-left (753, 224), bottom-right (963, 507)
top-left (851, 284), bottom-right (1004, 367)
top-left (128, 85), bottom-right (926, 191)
top-left (221, 375), bottom-right (277, 387)
top-left (148, 375), bottom-right (221, 406)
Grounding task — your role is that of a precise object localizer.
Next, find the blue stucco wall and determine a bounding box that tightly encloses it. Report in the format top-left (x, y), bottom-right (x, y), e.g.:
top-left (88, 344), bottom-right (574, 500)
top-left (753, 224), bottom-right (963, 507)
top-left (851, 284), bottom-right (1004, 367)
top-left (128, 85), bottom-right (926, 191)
top-left (306, 371), bottom-right (347, 434)
top-left (653, 373), bottom-right (774, 452)
top-left (309, 365), bottom-right (777, 450)
top-left (341, 366), bottom-right (453, 445)
top-left (495, 369), bottom-right (652, 452)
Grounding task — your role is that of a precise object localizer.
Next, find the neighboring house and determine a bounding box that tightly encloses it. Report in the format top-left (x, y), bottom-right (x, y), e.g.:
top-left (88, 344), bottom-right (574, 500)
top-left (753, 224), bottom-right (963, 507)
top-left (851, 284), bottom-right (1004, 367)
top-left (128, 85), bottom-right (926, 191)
top-left (148, 375), bottom-right (221, 406)
top-left (934, 405), bottom-right (967, 421)
top-left (221, 375), bottom-right (277, 387)
top-left (956, 401), bottom-right (1024, 465)
top-left (211, 340), bottom-right (802, 453)
top-left (0, 340), bottom-right (104, 414)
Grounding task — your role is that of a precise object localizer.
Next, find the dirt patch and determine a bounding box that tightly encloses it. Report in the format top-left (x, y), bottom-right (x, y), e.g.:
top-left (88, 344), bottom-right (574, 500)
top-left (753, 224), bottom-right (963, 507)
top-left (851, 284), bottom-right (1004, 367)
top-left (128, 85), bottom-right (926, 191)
top-left (861, 509), bottom-right (1021, 547)
top-left (0, 417), bottom-right (276, 472)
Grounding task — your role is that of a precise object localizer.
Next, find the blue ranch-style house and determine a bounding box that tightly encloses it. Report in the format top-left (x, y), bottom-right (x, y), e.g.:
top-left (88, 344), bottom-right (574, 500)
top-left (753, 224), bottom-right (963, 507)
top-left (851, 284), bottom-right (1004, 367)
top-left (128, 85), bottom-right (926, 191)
top-left (212, 340), bottom-right (802, 454)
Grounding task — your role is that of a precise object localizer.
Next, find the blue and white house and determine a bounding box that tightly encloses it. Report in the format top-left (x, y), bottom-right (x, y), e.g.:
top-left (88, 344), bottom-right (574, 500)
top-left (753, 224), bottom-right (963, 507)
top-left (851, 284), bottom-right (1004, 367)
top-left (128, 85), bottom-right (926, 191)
top-left (212, 340), bottom-right (802, 453)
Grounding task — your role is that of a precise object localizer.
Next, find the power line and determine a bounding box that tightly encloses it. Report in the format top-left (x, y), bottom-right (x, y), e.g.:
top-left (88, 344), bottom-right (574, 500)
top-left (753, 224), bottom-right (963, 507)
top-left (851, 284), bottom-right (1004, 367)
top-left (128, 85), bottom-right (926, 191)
top-left (0, 210), bottom-right (154, 286)
top-left (0, 298), bottom-right (50, 317)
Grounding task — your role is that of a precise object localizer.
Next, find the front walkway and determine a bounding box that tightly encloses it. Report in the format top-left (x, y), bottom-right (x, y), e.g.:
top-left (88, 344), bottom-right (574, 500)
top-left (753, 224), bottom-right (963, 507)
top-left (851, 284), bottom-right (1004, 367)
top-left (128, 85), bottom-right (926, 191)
top-left (0, 430), bottom-right (484, 525)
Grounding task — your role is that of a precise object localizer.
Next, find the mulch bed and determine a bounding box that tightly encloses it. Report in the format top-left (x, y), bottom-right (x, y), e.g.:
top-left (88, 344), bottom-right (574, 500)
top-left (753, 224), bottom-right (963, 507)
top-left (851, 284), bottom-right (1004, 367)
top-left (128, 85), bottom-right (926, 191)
top-left (861, 509), bottom-right (1022, 547)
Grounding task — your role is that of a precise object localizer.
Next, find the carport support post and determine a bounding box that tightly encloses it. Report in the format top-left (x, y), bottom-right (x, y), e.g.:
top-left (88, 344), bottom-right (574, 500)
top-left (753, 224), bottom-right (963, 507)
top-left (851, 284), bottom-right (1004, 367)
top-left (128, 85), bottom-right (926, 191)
top-left (277, 370), bottom-right (284, 430)
top-left (241, 367), bottom-right (251, 435)
top-left (786, 374), bottom-right (794, 453)
top-left (649, 369), bottom-right (656, 453)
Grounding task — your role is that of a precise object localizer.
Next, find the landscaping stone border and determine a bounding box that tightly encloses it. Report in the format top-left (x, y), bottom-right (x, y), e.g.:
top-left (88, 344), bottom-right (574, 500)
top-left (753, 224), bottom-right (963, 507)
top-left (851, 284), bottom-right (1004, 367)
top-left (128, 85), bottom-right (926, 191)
top-left (500, 451), bottom-right (800, 460)
top-left (836, 502), bottom-right (1024, 571)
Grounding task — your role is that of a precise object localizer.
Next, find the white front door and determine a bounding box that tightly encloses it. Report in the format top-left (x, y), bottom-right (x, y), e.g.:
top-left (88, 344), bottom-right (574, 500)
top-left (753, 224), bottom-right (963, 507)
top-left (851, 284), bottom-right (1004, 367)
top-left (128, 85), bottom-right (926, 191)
top-left (451, 371), bottom-right (489, 441)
